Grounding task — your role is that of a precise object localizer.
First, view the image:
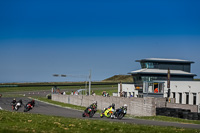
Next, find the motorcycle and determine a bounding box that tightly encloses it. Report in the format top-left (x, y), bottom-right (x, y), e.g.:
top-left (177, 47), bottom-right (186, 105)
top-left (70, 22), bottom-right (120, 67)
top-left (14, 102), bottom-right (22, 111)
top-left (115, 108), bottom-right (127, 120)
top-left (100, 107), bottom-right (115, 119)
top-left (82, 107), bottom-right (95, 118)
top-left (11, 103), bottom-right (16, 110)
top-left (24, 103), bottom-right (32, 112)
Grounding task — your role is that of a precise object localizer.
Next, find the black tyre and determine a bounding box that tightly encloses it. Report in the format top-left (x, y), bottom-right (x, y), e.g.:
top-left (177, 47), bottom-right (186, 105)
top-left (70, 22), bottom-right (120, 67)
top-left (89, 111), bottom-right (94, 118)
top-left (107, 112), bottom-right (112, 118)
top-left (100, 113), bottom-right (104, 118)
top-left (117, 113), bottom-right (124, 120)
top-left (82, 113), bottom-right (86, 117)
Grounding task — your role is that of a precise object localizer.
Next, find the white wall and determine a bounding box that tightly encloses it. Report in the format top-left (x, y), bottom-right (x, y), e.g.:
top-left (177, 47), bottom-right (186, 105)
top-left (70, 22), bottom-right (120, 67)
top-left (118, 83), bottom-right (138, 97)
top-left (163, 81), bottom-right (200, 105)
top-left (118, 81), bottom-right (200, 105)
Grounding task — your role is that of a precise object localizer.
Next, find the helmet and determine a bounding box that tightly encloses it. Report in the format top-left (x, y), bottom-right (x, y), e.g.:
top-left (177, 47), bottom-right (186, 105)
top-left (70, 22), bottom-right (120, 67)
top-left (13, 98), bottom-right (16, 101)
top-left (124, 104), bottom-right (127, 109)
top-left (93, 101), bottom-right (97, 104)
top-left (111, 103), bottom-right (115, 108)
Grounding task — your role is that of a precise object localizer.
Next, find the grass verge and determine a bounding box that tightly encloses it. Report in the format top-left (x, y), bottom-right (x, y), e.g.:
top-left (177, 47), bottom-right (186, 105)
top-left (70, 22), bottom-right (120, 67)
top-left (0, 84), bottom-right (117, 93)
top-left (132, 115), bottom-right (200, 125)
top-left (0, 110), bottom-right (200, 133)
top-left (35, 97), bottom-right (86, 111)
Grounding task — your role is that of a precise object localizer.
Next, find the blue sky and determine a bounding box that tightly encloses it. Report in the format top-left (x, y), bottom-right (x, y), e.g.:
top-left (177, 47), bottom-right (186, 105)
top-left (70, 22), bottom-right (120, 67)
top-left (0, 0), bottom-right (200, 82)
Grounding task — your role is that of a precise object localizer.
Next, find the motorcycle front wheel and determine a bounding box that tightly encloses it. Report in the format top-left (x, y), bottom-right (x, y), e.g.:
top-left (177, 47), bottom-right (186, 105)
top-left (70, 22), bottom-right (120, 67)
top-left (100, 113), bottom-right (104, 118)
top-left (82, 113), bottom-right (86, 117)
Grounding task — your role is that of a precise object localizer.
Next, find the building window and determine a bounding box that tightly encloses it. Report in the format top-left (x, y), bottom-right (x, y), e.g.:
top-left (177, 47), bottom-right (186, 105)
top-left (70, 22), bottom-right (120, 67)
top-left (158, 83), bottom-right (164, 93)
top-left (186, 93), bottom-right (189, 104)
top-left (141, 62), bottom-right (154, 69)
top-left (172, 92), bottom-right (176, 98)
top-left (193, 93), bottom-right (196, 105)
top-left (143, 81), bottom-right (164, 93)
top-left (179, 93), bottom-right (182, 104)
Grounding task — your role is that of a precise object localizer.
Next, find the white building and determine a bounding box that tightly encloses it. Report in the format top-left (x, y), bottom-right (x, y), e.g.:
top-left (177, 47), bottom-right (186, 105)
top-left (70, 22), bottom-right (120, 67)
top-left (118, 58), bottom-right (200, 106)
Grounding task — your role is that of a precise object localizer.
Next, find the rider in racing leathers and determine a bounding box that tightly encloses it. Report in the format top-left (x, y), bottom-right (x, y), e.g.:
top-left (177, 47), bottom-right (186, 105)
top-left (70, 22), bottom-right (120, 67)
top-left (85, 101), bottom-right (97, 113)
top-left (115, 104), bottom-right (127, 116)
top-left (11, 98), bottom-right (17, 110)
top-left (26, 99), bottom-right (35, 108)
top-left (104, 103), bottom-right (115, 117)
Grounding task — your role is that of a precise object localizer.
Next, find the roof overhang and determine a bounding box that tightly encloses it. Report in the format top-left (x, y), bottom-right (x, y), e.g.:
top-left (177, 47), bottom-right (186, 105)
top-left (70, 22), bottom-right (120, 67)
top-left (135, 58), bottom-right (194, 64)
top-left (128, 69), bottom-right (197, 76)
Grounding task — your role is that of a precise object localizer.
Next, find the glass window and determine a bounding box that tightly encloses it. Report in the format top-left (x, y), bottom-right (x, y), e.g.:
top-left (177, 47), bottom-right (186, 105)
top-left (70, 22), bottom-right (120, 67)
top-left (141, 62), bottom-right (155, 69)
top-left (141, 63), bottom-right (146, 68)
top-left (158, 83), bottom-right (164, 93)
top-left (193, 93), bottom-right (196, 105)
top-left (179, 93), bottom-right (182, 104)
top-left (186, 93), bottom-right (189, 104)
top-left (172, 92), bottom-right (176, 98)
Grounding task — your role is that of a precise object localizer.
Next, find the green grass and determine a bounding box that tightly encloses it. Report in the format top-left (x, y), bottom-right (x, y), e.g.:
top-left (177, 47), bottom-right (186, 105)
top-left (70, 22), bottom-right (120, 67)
top-left (93, 88), bottom-right (118, 96)
top-left (0, 84), bottom-right (117, 93)
top-left (128, 115), bottom-right (200, 125)
top-left (36, 97), bottom-right (87, 111)
top-left (103, 75), bottom-right (133, 82)
top-left (1, 110), bottom-right (199, 133)
top-left (0, 86), bottom-right (53, 93)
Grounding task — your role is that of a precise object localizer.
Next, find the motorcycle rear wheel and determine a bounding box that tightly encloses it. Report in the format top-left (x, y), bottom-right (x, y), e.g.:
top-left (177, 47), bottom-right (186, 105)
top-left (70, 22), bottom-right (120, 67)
top-left (89, 111), bottom-right (94, 118)
top-left (117, 113), bottom-right (124, 120)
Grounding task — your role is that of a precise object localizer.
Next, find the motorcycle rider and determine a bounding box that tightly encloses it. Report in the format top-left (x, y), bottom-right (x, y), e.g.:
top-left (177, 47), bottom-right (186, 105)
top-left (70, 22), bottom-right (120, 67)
top-left (26, 99), bottom-right (35, 108)
top-left (104, 103), bottom-right (115, 117)
top-left (108, 103), bottom-right (115, 110)
top-left (11, 98), bottom-right (17, 109)
top-left (17, 99), bottom-right (23, 105)
top-left (115, 104), bottom-right (127, 116)
top-left (85, 101), bottom-right (97, 113)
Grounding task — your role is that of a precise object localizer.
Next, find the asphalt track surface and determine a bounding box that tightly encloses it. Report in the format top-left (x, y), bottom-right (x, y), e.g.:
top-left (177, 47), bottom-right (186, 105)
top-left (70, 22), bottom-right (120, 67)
top-left (0, 97), bottom-right (200, 129)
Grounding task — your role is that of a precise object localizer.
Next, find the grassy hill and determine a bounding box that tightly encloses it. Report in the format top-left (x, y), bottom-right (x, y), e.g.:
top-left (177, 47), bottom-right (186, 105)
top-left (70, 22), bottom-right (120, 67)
top-left (103, 75), bottom-right (133, 82)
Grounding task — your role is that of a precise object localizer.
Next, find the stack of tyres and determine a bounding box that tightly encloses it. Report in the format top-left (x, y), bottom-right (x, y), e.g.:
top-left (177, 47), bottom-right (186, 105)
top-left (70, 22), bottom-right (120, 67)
top-left (164, 110), bottom-right (171, 116)
top-left (177, 109), bottom-right (185, 118)
top-left (155, 107), bottom-right (199, 120)
top-left (198, 113), bottom-right (200, 120)
top-left (156, 108), bottom-right (161, 115)
top-left (187, 113), bottom-right (193, 120)
top-left (192, 113), bottom-right (199, 120)
top-left (159, 108), bottom-right (167, 116)
top-left (182, 111), bottom-right (188, 119)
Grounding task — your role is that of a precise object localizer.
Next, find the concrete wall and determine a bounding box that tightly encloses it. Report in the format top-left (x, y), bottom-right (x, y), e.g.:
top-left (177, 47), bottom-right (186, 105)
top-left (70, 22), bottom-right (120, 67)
top-left (52, 94), bottom-right (156, 116)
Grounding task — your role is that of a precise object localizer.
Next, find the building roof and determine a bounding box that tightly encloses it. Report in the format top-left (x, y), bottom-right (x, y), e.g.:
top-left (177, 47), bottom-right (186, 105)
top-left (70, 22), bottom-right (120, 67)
top-left (136, 58), bottom-right (194, 63)
top-left (129, 69), bottom-right (196, 76)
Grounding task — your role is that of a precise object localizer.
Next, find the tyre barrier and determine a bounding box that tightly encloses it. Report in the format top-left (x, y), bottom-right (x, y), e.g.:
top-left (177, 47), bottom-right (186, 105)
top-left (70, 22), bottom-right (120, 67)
top-left (156, 107), bottom-right (200, 120)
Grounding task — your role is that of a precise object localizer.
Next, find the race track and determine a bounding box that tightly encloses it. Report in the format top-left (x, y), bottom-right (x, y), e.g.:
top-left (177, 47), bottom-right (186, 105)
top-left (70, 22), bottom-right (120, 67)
top-left (0, 97), bottom-right (200, 129)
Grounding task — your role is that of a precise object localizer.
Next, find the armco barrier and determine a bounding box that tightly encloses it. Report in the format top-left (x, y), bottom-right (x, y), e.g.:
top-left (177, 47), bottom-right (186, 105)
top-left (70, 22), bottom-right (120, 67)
top-left (52, 94), bottom-right (156, 116)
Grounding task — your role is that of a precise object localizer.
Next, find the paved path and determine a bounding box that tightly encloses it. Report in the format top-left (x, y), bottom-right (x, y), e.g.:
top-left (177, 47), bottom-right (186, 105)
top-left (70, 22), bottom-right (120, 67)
top-left (0, 97), bottom-right (200, 129)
